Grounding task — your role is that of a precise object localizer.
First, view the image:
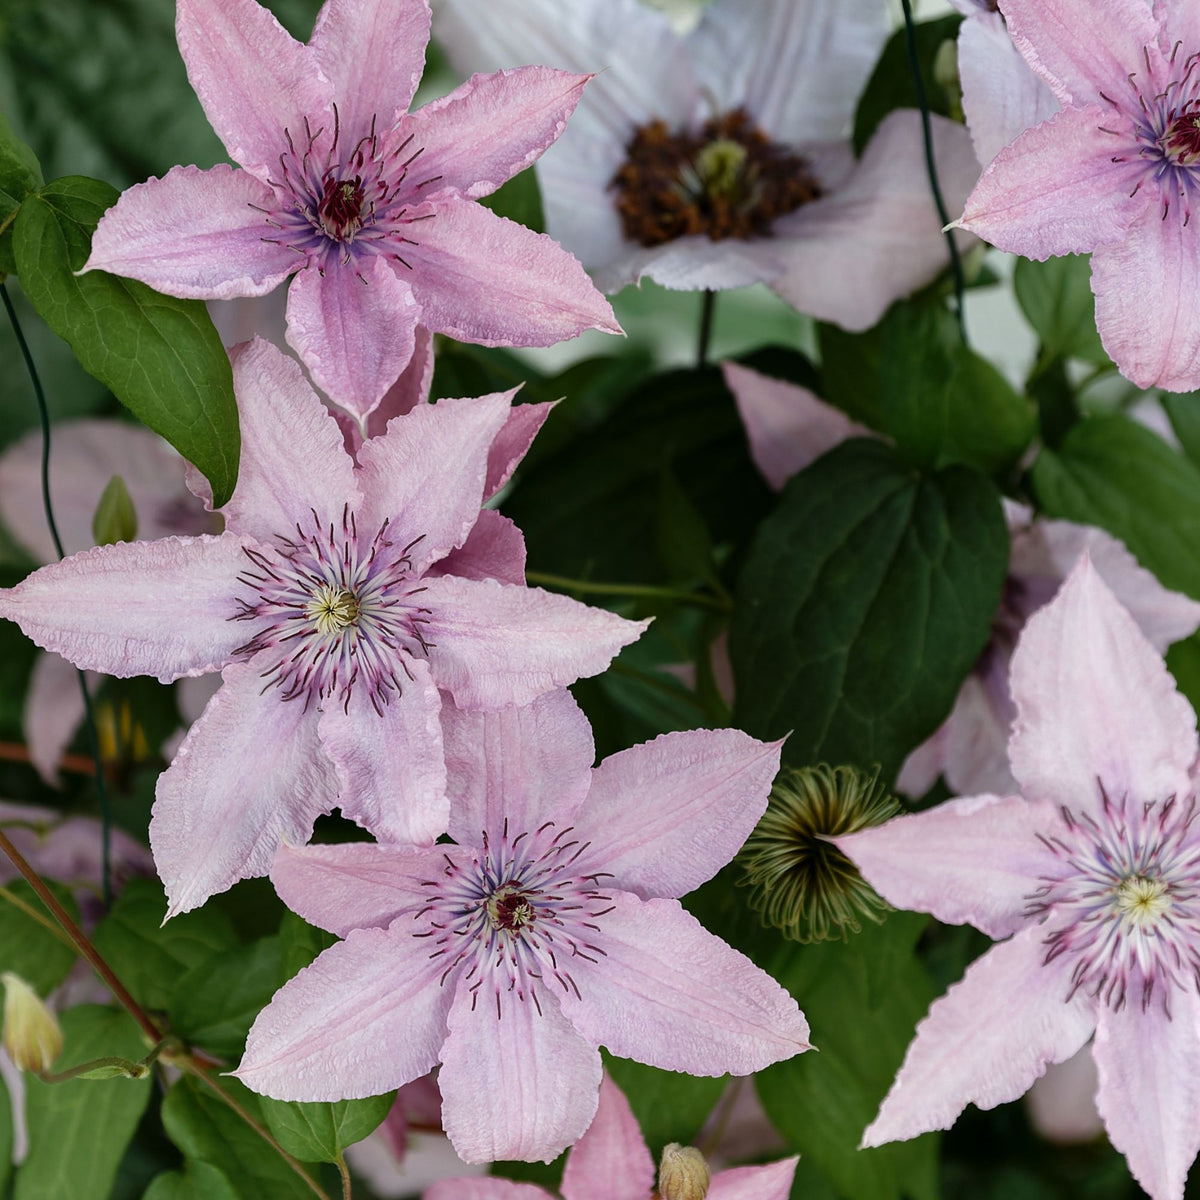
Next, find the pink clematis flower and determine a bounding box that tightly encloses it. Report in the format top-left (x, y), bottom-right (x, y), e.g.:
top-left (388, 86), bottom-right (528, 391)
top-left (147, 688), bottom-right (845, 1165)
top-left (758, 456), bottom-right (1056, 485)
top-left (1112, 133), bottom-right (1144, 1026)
top-left (0, 339), bottom-right (645, 916)
top-left (234, 689), bottom-right (809, 1164)
top-left (81, 0), bottom-right (619, 422)
top-left (423, 1074), bottom-right (798, 1200)
top-left (956, 0), bottom-right (1200, 389)
top-left (433, 0), bottom-right (980, 330)
top-left (836, 558), bottom-right (1200, 1200)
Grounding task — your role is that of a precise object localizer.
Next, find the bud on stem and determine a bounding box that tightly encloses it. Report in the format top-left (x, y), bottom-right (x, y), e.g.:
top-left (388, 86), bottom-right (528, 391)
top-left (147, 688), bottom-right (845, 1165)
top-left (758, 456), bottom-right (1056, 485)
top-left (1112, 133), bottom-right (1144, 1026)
top-left (658, 1143), bottom-right (710, 1200)
top-left (2, 972), bottom-right (62, 1073)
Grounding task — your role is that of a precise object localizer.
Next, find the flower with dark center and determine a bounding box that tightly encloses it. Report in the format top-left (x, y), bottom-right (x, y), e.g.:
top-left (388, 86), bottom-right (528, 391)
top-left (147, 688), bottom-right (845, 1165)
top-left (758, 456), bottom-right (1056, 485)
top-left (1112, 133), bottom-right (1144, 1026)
top-left (837, 559), bottom-right (1200, 1200)
top-left (0, 339), bottom-right (646, 917)
top-left (82, 0), bottom-right (619, 423)
top-left (739, 764), bottom-right (899, 943)
top-left (235, 689), bottom-right (808, 1165)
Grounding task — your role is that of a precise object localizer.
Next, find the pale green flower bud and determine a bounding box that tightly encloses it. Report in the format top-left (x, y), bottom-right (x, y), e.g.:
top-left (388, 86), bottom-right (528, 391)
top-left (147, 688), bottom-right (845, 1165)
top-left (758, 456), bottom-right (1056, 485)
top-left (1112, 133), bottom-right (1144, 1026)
top-left (92, 473), bottom-right (138, 546)
top-left (2, 972), bottom-right (62, 1073)
top-left (657, 1143), bottom-right (710, 1200)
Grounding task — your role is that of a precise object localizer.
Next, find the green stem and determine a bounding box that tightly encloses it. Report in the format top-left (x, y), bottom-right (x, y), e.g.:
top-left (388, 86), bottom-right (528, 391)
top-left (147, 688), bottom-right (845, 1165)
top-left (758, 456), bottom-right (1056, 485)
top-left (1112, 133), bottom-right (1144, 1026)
top-left (336, 1154), bottom-right (352, 1200)
top-left (1, 281), bottom-right (114, 906)
top-left (525, 570), bottom-right (731, 613)
top-left (697, 289), bottom-right (717, 367)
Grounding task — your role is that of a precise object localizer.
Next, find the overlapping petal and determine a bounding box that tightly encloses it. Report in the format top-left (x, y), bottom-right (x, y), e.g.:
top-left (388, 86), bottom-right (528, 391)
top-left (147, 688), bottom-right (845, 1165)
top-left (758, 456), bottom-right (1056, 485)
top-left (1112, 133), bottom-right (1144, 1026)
top-left (427, 1180), bottom-right (549, 1200)
top-left (430, 509), bottom-right (527, 586)
top-left (24, 654), bottom-right (89, 786)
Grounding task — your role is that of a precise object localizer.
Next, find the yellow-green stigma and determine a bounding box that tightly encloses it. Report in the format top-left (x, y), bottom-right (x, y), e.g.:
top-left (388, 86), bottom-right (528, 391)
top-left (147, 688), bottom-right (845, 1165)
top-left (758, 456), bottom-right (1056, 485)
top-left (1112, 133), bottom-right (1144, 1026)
top-left (695, 138), bottom-right (748, 199)
top-left (1115, 874), bottom-right (1171, 927)
top-left (306, 584), bottom-right (361, 636)
top-left (738, 764), bottom-right (901, 943)
top-left (486, 884), bottom-right (535, 933)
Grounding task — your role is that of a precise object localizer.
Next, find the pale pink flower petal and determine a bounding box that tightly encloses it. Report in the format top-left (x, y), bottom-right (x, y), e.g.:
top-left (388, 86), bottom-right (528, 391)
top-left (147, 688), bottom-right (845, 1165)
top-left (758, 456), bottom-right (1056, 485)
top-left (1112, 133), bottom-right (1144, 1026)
top-left (0, 534), bottom-right (251, 681)
top-left (272, 842), bottom-right (437, 938)
top-left (603, 236), bottom-right (784, 296)
top-left (1161, 0), bottom-right (1200, 50)
top-left (559, 1075), bottom-right (654, 1200)
top-left (402, 199), bottom-right (620, 344)
top-left (1091, 206), bottom-right (1200, 391)
top-left (441, 689), bottom-right (595, 843)
top-left (893, 722), bottom-right (948, 800)
top-left (559, 894), bottom-right (811, 1076)
top-left (430, 510), bottom-right (527, 586)
top-left (308, 0), bottom-right (429, 135)
top-left (771, 111), bottom-right (980, 331)
top-left (82, 165), bottom-right (296, 299)
top-left (285, 256), bottom-right (419, 422)
top-left (357, 327), bottom-right (435, 442)
top-left (418, 575), bottom-right (648, 709)
top-left (835, 793), bottom-right (1058, 940)
top-left (427, 1180), bottom-right (550, 1200)
top-left (317, 659), bottom-right (447, 846)
top-left (150, 657), bottom-right (340, 915)
top-left (403, 68), bottom-right (589, 201)
top-left (1025, 1045), bottom-right (1103, 1145)
top-left (862, 926), bottom-right (1096, 1147)
top-left (571, 729), bottom-right (782, 900)
top-left (438, 985), bottom-right (603, 1164)
top-left (940, 675), bottom-right (1015, 797)
top-left (484, 402), bottom-right (556, 500)
top-left (1092, 989), bottom-right (1200, 1200)
top-left (958, 106), bottom-right (1147, 257)
top-left (175, 0), bottom-right (329, 172)
top-left (222, 338), bottom-right (362, 542)
top-left (24, 654), bottom-right (89, 786)
top-left (707, 1158), bottom-right (799, 1200)
top-left (353, 391), bottom-right (512, 573)
top-left (721, 361), bottom-right (869, 491)
top-left (1008, 556), bottom-right (1199, 810)
top-left (237, 925), bottom-right (452, 1100)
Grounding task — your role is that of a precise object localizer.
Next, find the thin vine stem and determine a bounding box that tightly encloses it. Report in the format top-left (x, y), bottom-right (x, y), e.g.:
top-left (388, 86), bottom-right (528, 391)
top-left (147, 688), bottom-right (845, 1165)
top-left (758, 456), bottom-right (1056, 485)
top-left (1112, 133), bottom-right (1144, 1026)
top-left (1, 281), bottom-right (115, 906)
top-left (697, 288), bottom-right (717, 367)
top-left (526, 570), bottom-right (731, 613)
top-left (898, 0), bottom-right (968, 343)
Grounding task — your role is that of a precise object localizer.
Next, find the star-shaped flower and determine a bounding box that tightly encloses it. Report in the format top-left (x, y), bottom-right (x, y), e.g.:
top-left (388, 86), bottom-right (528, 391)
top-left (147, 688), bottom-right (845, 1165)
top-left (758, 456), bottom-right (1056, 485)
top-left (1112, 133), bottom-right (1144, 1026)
top-left (0, 339), bottom-right (645, 916)
top-left (433, 0), bottom-right (979, 330)
top-left (956, 0), bottom-right (1200, 389)
top-left (81, 0), bottom-right (620, 421)
top-left (234, 689), bottom-right (809, 1163)
top-left (837, 558), bottom-right (1200, 1200)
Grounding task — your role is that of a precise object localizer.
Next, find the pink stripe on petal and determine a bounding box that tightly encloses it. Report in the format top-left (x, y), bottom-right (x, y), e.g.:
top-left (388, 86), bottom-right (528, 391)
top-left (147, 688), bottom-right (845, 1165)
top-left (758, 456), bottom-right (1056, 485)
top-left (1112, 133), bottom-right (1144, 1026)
top-left (83, 165), bottom-right (297, 299)
top-left (418, 576), bottom-right (648, 709)
top-left (439, 984), bottom-right (602, 1165)
top-left (559, 894), bottom-right (811, 1076)
top-left (403, 199), bottom-right (621, 346)
top-left (863, 926), bottom-right (1096, 1147)
top-left (560, 1076), bottom-right (654, 1200)
top-left (237, 924), bottom-right (451, 1101)
top-left (0, 534), bottom-right (252, 681)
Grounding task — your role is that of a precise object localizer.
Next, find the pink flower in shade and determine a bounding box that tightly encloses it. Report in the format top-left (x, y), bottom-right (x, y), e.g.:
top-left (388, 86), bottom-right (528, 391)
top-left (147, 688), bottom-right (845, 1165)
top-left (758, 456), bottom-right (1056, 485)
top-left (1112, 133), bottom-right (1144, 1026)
top-left (0, 339), bottom-right (645, 917)
top-left (433, 0), bottom-right (980, 330)
top-left (80, 0), bottom-right (620, 423)
top-left (835, 558), bottom-right (1200, 1200)
top-left (234, 689), bottom-right (809, 1164)
top-left (422, 1075), bottom-right (798, 1200)
top-left (955, 0), bottom-right (1200, 390)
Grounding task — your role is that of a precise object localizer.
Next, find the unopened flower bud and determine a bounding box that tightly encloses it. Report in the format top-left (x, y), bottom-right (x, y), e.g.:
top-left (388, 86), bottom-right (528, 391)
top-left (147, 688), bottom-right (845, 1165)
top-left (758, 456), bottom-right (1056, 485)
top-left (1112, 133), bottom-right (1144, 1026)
top-left (92, 473), bottom-right (138, 546)
top-left (657, 1143), bottom-right (709, 1200)
top-left (2, 972), bottom-right (62, 1073)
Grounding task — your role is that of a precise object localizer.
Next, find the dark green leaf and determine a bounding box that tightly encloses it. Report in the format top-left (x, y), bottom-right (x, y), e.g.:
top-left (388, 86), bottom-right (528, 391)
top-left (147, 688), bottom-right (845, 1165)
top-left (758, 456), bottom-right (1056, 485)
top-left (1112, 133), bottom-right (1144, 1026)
top-left (602, 1056), bottom-right (725, 1159)
top-left (1012, 254), bottom-right (1108, 369)
top-left (91, 877), bottom-right (239, 1013)
top-left (853, 16), bottom-right (962, 154)
top-left (1030, 413), bottom-right (1200, 600)
top-left (0, 112), bottom-right (42, 202)
top-left (0, 878), bottom-right (80, 995)
top-left (259, 1092), bottom-right (395, 1163)
top-left (731, 439), bottom-right (1008, 781)
top-left (16, 1005), bottom-right (152, 1200)
top-left (656, 466), bottom-right (719, 587)
top-left (819, 303), bottom-right (1036, 476)
top-left (12, 176), bottom-right (239, 506)
top-left (143, 1162), bottom-right (240, 1200)
top-left (756, 914), bottom-right (939, 1200)
top-left (479, 166), bottom-right (544, 233)
top-left (161, 1076), bottom-right (319, 1200)
top-left (277, 910), bottom-right (337, 982)
top-left (168, 937), bottom-right (286, 1060)
top-left (1162, 391), bottom-right (1200, 467)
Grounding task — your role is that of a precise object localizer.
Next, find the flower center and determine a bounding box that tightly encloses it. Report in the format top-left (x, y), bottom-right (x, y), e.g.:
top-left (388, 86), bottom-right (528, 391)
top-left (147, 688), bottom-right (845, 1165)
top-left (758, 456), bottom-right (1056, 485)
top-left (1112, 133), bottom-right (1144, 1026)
top-left (1163, 103), bottom-right (1200, 167)
top-left (610, 107), bottom-right (821, 246)
top-left (486, 883), bottom-right (536, 932)
top-left (305, 584), bottom-right (361, 635)
top-left (316, 176), bottom-right (367, 241)
top-left (1115, 874), bottom-right (1171, 926)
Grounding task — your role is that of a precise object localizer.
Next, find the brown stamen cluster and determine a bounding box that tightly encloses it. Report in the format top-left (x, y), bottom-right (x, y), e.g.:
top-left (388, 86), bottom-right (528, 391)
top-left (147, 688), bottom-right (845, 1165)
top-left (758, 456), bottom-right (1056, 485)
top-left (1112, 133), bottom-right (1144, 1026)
top-left (610, 108), bottom-right (821, 247)
top-left (316, 175), bottom-right (367, 241)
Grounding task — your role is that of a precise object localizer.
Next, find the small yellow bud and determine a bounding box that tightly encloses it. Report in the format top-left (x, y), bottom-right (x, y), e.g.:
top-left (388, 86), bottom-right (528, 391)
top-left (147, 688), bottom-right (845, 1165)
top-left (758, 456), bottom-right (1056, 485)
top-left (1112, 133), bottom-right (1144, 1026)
top-left (2, 972), bottom-right (62, 1073)
top-left (657, 1143), bottom-right (710, 1200)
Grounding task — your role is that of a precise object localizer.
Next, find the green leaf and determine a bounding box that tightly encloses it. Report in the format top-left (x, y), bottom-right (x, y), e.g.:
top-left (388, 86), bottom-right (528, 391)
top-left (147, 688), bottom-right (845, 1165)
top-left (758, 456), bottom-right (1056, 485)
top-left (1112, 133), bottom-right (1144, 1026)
top-left (479, 166), bottom-right (544, 233)
top-left (0, 878), bottom-right (80, 995)
top-left (12, 176), bottom-right (240, 506)
top-left (259, 1092), bottom-right (395, 1163)
top-left (91, 877), bottom-right (239, 1013)
top-left (1012, 253), bottom-right (1108, 369)
top-left (1030, 413), bottom-right (1200, 600)
top-left (819, 303), bottom-right (1036, 476)
top-left (143, 1162), bottom-right (240, 1200)
top-left (0, 112), bottom-right (42, 201)
top-left (169, 937), bottom-right (286, 1060)
top-left (853, 15), bottom-right (962, 154)
top-left (731, 439), bottom-right (1008, 781)
top-left (277, 911), bottom-right (337, 982)
top-left (756, 914), bottom-right (939, 1200)
top-left (160, 1075), bottom-right (319, 1200)
top-left (91, 473), bottom-right (137, 545)
top-left (601, 1056), bottom-right (725, 1159)
top-left (1162, 391), bottom-right (1200, 467)
top-left (16, 1005), bottom-right (152, 1200)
